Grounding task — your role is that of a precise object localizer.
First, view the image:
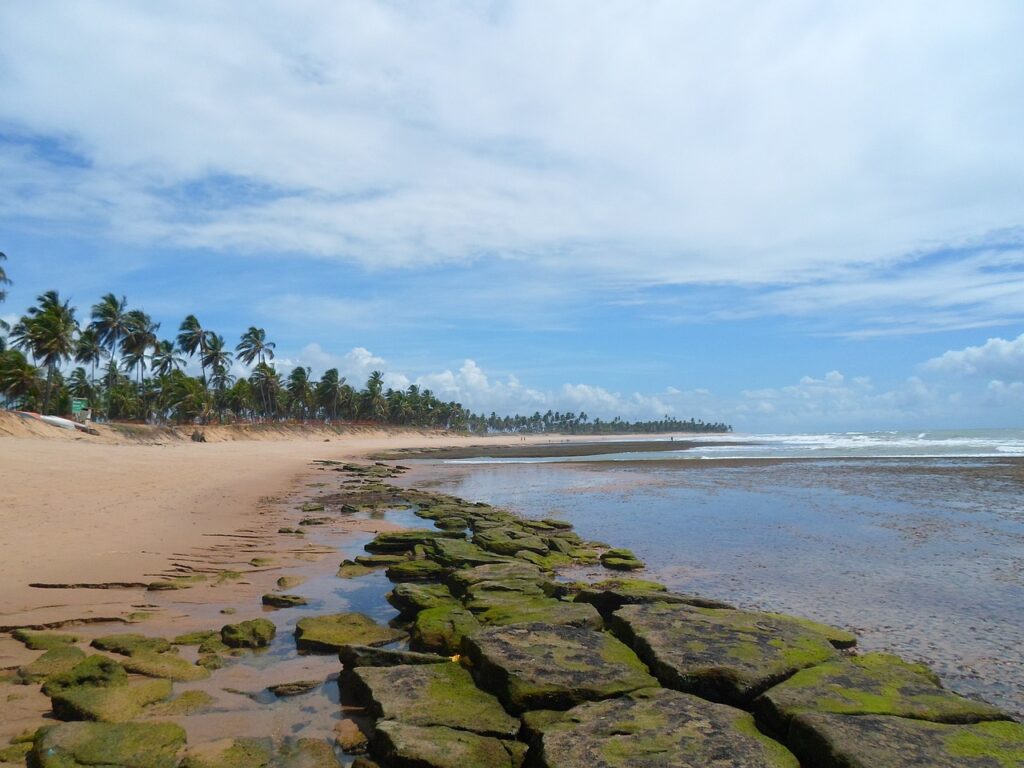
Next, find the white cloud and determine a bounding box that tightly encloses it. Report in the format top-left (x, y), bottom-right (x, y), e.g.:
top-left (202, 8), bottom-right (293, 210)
top-left (923, 333), bottom-right (1024, 378)
top-left (1, 2), bottom-right (1023, 331)
top-left (984, 380), bottom-right (1024, 406)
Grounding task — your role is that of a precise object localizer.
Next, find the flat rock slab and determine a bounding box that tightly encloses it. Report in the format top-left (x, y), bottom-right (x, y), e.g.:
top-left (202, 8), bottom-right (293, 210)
top-left (410, 605), bottom-right (481, 654)
top-left (295, 613), bottom-right (404, 653)
top-left (388, 583), bottom-right (459, 615)
top-left (91, 633), bottom-right (172, 656)
top-left (372, 721), bottom-right (525, 768)
top-left (31, 721), bottom-right (186, 768)
top-left (351, 662), bottom-right (519, 738)
top-left (386, 559), bottom-right (447, 582)
top-left (121, 651), bottom-right (210, 681)
top-left (537, 687), bottom-right (799, 768)
top-left (463, 622), bottom-right (658, 713)
top-left (340, 644), bottom-right (449, 668)
top-left (366, 530), bottom-right (465, 554)
top-left (574, 580), bottom-right (732, 616)
top-left (428, 538), bottom-right (515, 568)
top-left (446, 562), bottom-right (547, 595)
top-left (788, 713), bottom-right (1024, 768)
top-left (181, 737), bottom-right (341, 767)
top-left (610, 603), bottom-right (838, 705)
top-left (50, 678), bottom-right (173, 722)
top-left (755, 653), bottom-right (1010, 735)
top-left (221, 619), bottom-right (276, 649)
top-left (466, 592), bottom-right (602, 630)
top-left (18, 645), bottom-right (86, 682)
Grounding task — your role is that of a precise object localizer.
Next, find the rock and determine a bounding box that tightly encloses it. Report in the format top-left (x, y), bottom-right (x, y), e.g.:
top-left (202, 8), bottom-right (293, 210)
top-left (386, 559), bottom-right (447, 582)
top-left (17, 645), bottom-right (86, 683)
top-left (371, 721), bottom-right (525, 768)
top-left (354, 554), bottom-right (408, 567)
top-left (520, 710), bottom-right (567, 742)
top-left (513, 551), bottom-right (574, 571)
top-left (221, 619), bottom-right (276, 648)
top-left (197, 654), bottom-right (225, 671)
top-left (0, 742), bottom-right (31, 763)
top-left (11, 629), bottom-right (78, 650)
top-left (410, 606), bottom-right (481, 654)
top-left (49, 678), bottom-right (173, 722)
top-left (428, 538), bottom-right (515, 568)
top-left (277, 576), bottom-right (307, 590)
top-left (754, 653), bottom-right (1010, 736)
top-left (349, 663), bottom-right (519, 738)
top-left (199, 635), bottom-right (229, 654)
top-left (42, 655), bottom-right (127, 696)
top-left (147, 690), bottom-right (216, 716)
top-left (338, 562), bottom-right (378, 578)
top-left (365, 529), bottom-right (465, 554)
top-left (788, 713), bottom-right (1024, 768)
top-left (445, 562), bottom-right (547, 596)
top-left (301, 502), bottom-right (326, 512)
top-left (434, 516), bottom-right (469, 531)
top-left (350, 758), bottom-right (380, 768)
top-left (121, 652), bottom-right (210, 682)
top-left (192, 429), bottom-right (207, 442)
top-left (335, 719), bottom-right (369, 754)
top-left (599, 548), bottom-right (645, 570)
top-left (262, 593), bottom-right (309, 608)
top-left (91, 633), bottom-right (173, 656)
top-left (301, 517), bottom-right (332, 526)
top-left (465, 591), bottom-right (602, 629)
top-left (463, 622), bottom-right (658, 713)
top-left (573, 578), bottom-right (733, 616)
top-left (294, 613), bottom-right (404, 653)
top-left (31, 721), bottom-right (186, 768)
top-left (762, 613), bottom-right (858, 650)
top-left (474, 527), bottom-right (549, 556)
top-left (609, 603), bottom-right (838, 706)
top-left (179, 737), bottom-right (273, 768)
top-left (269, 680), bottom-right (321, 697)
top-left (277, 738), bottom-right (342, 767)
top-left (339, 645), bottom-right (449, 668)
top-left (173, 630), bottom-right (219, 646)
top-left (387, 583), bottom-right (459, 615)
top-left (536, 686), bottom-right (799, 768)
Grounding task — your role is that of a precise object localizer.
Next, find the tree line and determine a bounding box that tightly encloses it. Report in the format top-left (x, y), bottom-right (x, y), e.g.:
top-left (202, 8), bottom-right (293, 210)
top-left (0, 256), bottom-right (730, 434)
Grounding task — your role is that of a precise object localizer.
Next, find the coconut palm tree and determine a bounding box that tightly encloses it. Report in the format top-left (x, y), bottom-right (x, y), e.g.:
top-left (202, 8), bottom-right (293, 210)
top-left (200, 333), bottom-right (232, 378)
top-left (0, 349), bottom-right (41, 408)
top-left (316, 368), bottom-right (345, 421)
top-left (90, 294), bottom-right (129, 413)
top-left (364, 370), bottom-right (388, 421)
top-left (150, 340), bottom-right (185, 377)
top-left (249, 362), bottom-right (281, 419)
top-left (17, 291), bottom-right (78, 413)
top-left (176, 315), bottom-right (208, 383)
top-left (74, 327), bottom-right (107, 391)
top-left (236, 327), bottom-right (275, 413)
top-left (121, 310), bottom-right (160, 387)
top-left (0, 251), bottom-right (10, 303)
top-left (287, 366), bottom-right (312, 419)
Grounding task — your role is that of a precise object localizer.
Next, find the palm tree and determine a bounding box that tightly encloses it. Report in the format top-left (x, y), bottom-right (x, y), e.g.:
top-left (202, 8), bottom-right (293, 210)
top-left (236, 327), bottom-right (275, 413)
top-left (150, 340), bottom-right (185, 377)
top-left (18, 291), bottom-right (78, 413)
top-left (0, 349), bottom-right (41, 409)
top-left (0, 251), bottom-right (10, 303)
top-left (200, 333), bottom-right (232, 378)
top-left (316, 368), bottom-right (344, 421)
top-left (287, 367), bottom-right (312, 419)
top-left (90, 294), bottom-right (129, 414)
top-left (249, 362), bottom-right (281, 418)
top-left (74, 327), bottom-right (107, 391)
top-left (121, 310), bottom-right (160, 387)
top-left (176, 315), bottom-right (208, 383)
top-left (364, 370), bottom-right (388, 421)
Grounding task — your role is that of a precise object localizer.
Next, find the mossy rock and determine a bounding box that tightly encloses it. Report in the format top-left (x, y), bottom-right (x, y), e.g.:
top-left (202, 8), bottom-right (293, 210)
top-left (339, 645), bottom-right (449, 669)
top-left (462, 622), bottom-right (658, 714)
top-left (609, 603), bottom-right (838, 706)
top-left (268, 680), bottom-right (321, 697)
top-left (0, 742), bottom-right (31, 763)
top-left (474, 528), bottom-right (549, 556)
top-left (179, 737), bottom-right (273, 768)
top-left (11, 629), bottom-right (78, 651)
top-left (763, 613), bottom-right (857, 650)
top-left (537, 686), bottom-right (799, 767)
top-left (434, 516), bottom-right (469, 531)
top-left (427, 538), bottom-right (515, 568)
top-left (301, 502), bottom-right (326, 512)
top-left (573, 581), bottom-right (732, 617)
top-left (338, 562), bottom-right (378, 579)
top-left (514, 550), bottom-right (574, 571)
top-left (173, 630), bottom-right (219, 646)
top-left (387, 583), bottom-right (459, 616)
top-left (599, 556), bottom-right (645, 571)
top-left (221, 619), bottom-right (276, 649)
top-left (410, 606), bottom-right (481, 655)
top-left (294, 613), bottom-right (404, 653)
top-left (354, 554), bottom-right (408, 567)
top-left (147, 690), bottom-right (216, 716)
top-left (788, 713), bottom-right (1024, 768)
top-left (754, 653), bottom-right (1010, 736)
top-left (147, 574), bottom-right (205, 591)
top-left (50, 678), bottom-right (173, 722)
top-left (199, 635), bottom-right (229, 654)
top-left (276, 738), bottom-right (342, 767)
top-left (465, 591), bottom-right (602, 630)
top-left (197, 654), bottom-right (225, 671)
top-left (91, 633), bottom-right (172, 656)
top-left (386, 559), bottom-right (447, 582)
top-left (365, 529), bottom-right (465, 554)
top-left (349, 663), bottom-right (520, 738)
top-left (121, 652), bottom-right (210, 682)
top-left (277, 576), bottom-right (307, 590)
top-left (18, 645), bottom-right (86, 683)
top-left (262, 593), bottom-right (309, 608)
top-left (445, 562), bottom-right (547, 596)
top-left (42, 655), bottom-right (127, 696)
top-left (371, 721), bottom-right (525, 768)
top-left (31, 721), bottom-right (186, 768)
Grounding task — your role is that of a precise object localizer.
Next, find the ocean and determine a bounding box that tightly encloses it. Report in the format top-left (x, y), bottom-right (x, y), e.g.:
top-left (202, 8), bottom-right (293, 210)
top-left (402, 429), bottom-right (1024, 717)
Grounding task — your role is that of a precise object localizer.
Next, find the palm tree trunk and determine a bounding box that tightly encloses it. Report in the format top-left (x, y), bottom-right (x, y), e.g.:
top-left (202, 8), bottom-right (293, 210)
top-left (43, 364), bottom-right (55, 414)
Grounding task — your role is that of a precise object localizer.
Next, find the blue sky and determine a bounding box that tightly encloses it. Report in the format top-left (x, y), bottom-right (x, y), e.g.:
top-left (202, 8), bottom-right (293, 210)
top-left (2, 1), bottom-right (1023, 431)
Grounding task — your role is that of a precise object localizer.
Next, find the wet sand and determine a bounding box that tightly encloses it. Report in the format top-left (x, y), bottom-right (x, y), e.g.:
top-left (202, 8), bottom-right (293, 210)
top-left (375, 436), bottom-right (739, 460)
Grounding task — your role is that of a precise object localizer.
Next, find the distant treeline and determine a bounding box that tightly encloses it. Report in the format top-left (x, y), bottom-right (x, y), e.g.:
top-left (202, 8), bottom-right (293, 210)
top-left (0, 256), bottom-right (729, 433)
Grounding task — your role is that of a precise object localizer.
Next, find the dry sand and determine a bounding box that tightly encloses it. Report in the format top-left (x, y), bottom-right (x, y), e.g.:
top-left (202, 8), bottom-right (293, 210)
top-left (0, 413), bottom-right (608, 629)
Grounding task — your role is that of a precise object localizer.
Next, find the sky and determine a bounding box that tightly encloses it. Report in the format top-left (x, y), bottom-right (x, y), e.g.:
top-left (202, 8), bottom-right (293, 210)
top-left (1, 1), bottom-right (1023, 432)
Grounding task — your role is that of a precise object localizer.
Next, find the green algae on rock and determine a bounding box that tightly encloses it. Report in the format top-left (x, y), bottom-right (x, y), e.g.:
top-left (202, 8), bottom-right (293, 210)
top-left (474, 527), bottom-right (550, 556)
top-left (609, 603), bottom-right (838, 706)
top-left (573, 578), bottom-right (732, 617)
top-left (385, 559), bottom-right (447, 582)
top-left (387, 583), bottom-right (460, 616)
top-left (754, 653), bottom-right (1010, 736)
top-left (179, 737), bottom-right (273, 768)
top-left (410, 605), bottom-right (481, 654)
top-left (172, 630), bottom-right (220, 646)
top-left (17, 645), bottom-right (86, 683)
top-left (221, 618), bottom-right (276, 648)
top-left (42, 655), bottom-right (128, 696)
top-left (261, 593), bottom-right (309, 608)
top-left (91, 633), bottom-right (173, 656)
top-left (465, 591), bottom-right (602, 630)
top-left (350, 662), bottom-right (520, 738)
top-left (365, 529), bottom-right (465, 554)
top-left (371, 721), bottom-right (525, 768)
top-left (294, 612), bottom-right (404, 653)
top-left (339, 644), bottom-right (449, 669)
top-left (49, 678), bottom-right (173, 722)
top-left (427, 538), bottom-right (515, 568)
top-left (463, 622), bottom-right (658, 714)
top-left (146, 689), bottom-right (216, 717)
top-left (121, 651), bottom-right (211, 682)
top-left (445, 561), bottom-right (549, 596)
top-left (31, 721), bottom-right (186, 768)
top-left (269, 680), bottom-right (321, 697)
top-left (537, 686), bottom-right (799, 768)
top-left (354, 554), bottom-right (408, 567)
top-left (11, 629), bottom-right (78, 651)
top-left (787, 712), bottom-right (1024, 768)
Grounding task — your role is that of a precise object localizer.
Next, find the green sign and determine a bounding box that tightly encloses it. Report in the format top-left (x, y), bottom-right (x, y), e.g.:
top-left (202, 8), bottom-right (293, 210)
top-left (71, 398), bottom-right (89, 414)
